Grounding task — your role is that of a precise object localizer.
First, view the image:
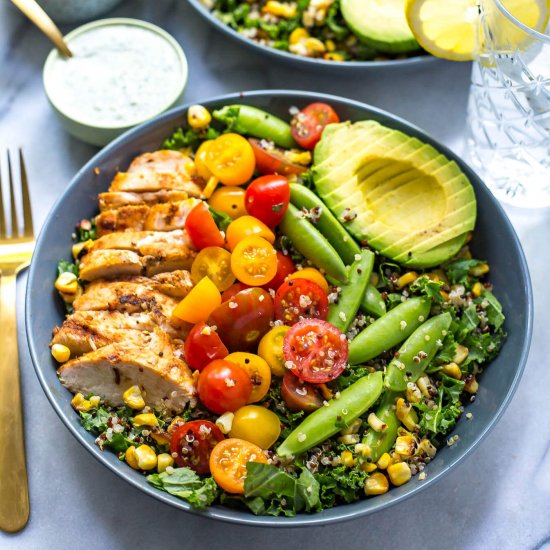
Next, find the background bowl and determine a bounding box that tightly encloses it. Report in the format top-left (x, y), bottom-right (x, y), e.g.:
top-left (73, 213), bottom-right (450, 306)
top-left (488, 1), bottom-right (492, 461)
top-left (26, 90), bottom-right (533, 526)
top-left (187, 0), bottom-right (436, 71)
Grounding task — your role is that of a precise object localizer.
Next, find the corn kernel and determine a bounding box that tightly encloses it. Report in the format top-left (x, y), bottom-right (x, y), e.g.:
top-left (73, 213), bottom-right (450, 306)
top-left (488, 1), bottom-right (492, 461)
top-left (51, 343), bottom-right (71, 363)
top-left (469, 263), bottom-right (490, 277)
top-left (324, 52), bottom-right (345, 61)
top-left (71, 392), bottom-right (91, 412)
top-left (397, 271), bottom-right (418, 289)
top-left (215, 411), bottom-right (234, 434)
top-left (367, 412), bottom-right (387, 432)
top-left (72, 239), bottom-right (92, 260)
top-left (340, 450), bottom-right (355, 468)
top-left (187, 104), bottom-right (212, 130)
top-left (370, 272), bottom-right (379, 286)
top-left (133, 413), bottom-right (159, 427)
top-left (387, 462), bottom-right (412, 486)
top-left (123, 385), bottom-right (145, 410)
top-left (396, 398), bottom-right (419, 431)
top-left (416, 375), bottom-right (433, 397)
top-left (361, 462), bottom-right (377, 473)
top-left (417, 438), bottom-right (437, 459)
top-left (167, 416), bottom-right (185, 435)
top-left (262, 0), bottom-right (297, 18)
top-left (89, 395), bottom-right (101, 408)
top-left (364, 472), bottom-right (389, 495)
top-left (150, 431), bottom-right (171, 446)
top-left (340, 418), bottom-right (362, 435)
top-left (125, 446), bottom-right (139, 469)
top-left (157, 453), bottom-right (174, 473)
top-left (464, 374), bottom-right (479, 394)
top-left (453, 344), bottom-right (469, 365)
top-left (442, 362), bottom-right (462, 380)
top-left (395, 435), bottom-right (416, 457)
top-left (338, 434), bottom-right (360, 445)
top-left (284, 150), bottom-right (312, 166)
top-left (440, 290), bottom-right (450, 301)
top-left (303, 37), bottom-right (326, 55)
top-left (405, 383), bottom-right (422, 403)
top-left (325, 39), bottom-right (336, 51)
top-left (472, 282), bottom-right (483, 297)
top-left (135, 445), bottom-right (157, 470)
top-left (377, 453), bottom-right (392, 470)
top-left (55, 272), bottom-right (78, 294)
top-left (202, 176), bottom-right (219, 199)
top-left (289, 27), bottom-right (309, 45)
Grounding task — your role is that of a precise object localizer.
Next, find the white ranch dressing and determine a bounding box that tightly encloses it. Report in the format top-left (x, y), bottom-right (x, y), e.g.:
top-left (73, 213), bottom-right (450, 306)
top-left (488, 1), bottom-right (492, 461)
top-left (47, 25), bottom-right (183, 127)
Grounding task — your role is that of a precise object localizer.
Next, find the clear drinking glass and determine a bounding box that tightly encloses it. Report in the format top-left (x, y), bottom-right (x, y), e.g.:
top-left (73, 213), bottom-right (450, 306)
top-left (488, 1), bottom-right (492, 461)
top-left (466, 0), bottom-right (550, 208)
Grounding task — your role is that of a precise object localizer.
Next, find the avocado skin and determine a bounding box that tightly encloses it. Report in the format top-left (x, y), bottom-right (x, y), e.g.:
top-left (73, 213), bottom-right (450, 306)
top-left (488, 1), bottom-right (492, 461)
top-left (313, 121), bottom-right (476, 269)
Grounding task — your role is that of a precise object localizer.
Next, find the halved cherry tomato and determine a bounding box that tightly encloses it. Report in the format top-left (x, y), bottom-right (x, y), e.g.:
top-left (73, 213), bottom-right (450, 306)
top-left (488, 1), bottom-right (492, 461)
top-left (226, 215), bottom-right (275, 252)
top-left (225, 352), bottom-right (271, 403)
top-left (209, 287), bottom-right (273, 351)
top-left (194, 141), bottom-right (214, 182)
top-left (172, 276), bottom-right (221, 324)
top-left (221, 282), bottom-right (250, 302)
top-left (209, 438), bottom-right (267, 494)
top-left (283, 319), bottom-right (348, 383)
top-left (281, 372), bottom-right (323, 413)
top-left (249, 138), bottom-right (307, 176)
top-left (262, 251), bottom-right (296, 291)
top-left (205, 133), bottom-right (255, 186)
top-left (208, 186), bottom-right (247, 219)
top-left (185, 202), bottom-right (224, 250)
top-left (274, 278), bottom-right (329, 325)
top-left (198, 359), bottom-right (252, 414)
top-left (245, 175), bottom-right (290, 228)
top-left (288, 267), bottom-right (329, 294)
top-left (290, 103), bottom-right (340, 150)
top-left (191, 247), bottom-right (235, 291)
top-left (231, 236), bottom-right (278, 287)
top-left (184, 322), bottom-right (228, 371)
top-left (257, 325), bottom-right (290, 377)
top-left (170, 420), bottom-right (224, 474)
top-left (229, 406), bottom-right (281, 449)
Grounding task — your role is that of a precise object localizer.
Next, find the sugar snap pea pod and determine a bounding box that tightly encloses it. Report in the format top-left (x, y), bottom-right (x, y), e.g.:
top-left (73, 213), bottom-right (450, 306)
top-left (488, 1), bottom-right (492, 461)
top-left (327, 250), bottom-right (374, 332)
top-left (212, 105), bottom-right (296, 149)
top-left (277, 371), bottom-right (383, 457)
top-left (361, 284), bottom-right (386, 318)
top-left (362, 391), bottom-right (400, 463)
top-left (348, 297), bottom-right (431, 365)
top-left (385, 312), bottom-right (452, 391)
top-left (280, 203), bottom-right (348, 282)
top-left (289, 183), bottom-right (361, 266)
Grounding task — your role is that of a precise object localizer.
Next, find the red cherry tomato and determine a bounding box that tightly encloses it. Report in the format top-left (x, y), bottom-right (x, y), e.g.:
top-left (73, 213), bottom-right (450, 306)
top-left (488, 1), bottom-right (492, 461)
top-left (281, 372), bottom-right (323, 413)
top-left (290, 103), bottom-right (340, 150)
top-left (184, 322), bottom-right (229, 371)
top-left (198, 359), bottom-right (253, 414)
top-left (209, 287), bottom-right (274, 351)
top-left (169, 420), bottom-right (224, 474)
top-left (263, 251), bottom-right (295, 291)
top-left (274, 278), bottom-right (329, 325)
top-left (245, 175), bottom-right (290, 228)
top-left (221, 282), bottom-right (250, 302)
top-left (185, 202), bottom-right (224, 250)
top-left (248, 138), bottom-right (307, 176)
top-left (283, 319), bottom-right (348, 383)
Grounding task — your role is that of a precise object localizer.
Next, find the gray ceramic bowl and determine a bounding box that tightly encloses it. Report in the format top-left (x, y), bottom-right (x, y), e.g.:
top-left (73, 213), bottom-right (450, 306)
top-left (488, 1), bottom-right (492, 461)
top-left (26, 90), bottom-right (533, 527)
top-left (187, 0), bottom-right (436, 70)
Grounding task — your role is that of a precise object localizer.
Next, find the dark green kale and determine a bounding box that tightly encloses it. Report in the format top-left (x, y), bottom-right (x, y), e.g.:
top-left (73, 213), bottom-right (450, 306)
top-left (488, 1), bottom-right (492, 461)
top-left (409, 274), bottom-right (444, 303)
top-left (57, 259), bottom-right (79, 277)
top-left (314, 465), bottom-right (367, 508)
top-left (445, 259), bottom-right (485, 287)
top-left (329, 366), bottom-right (371, 392)
top-left (163, 125), bottom-right (220, 151)
top-left (75, 219), bottom-right (97, 242)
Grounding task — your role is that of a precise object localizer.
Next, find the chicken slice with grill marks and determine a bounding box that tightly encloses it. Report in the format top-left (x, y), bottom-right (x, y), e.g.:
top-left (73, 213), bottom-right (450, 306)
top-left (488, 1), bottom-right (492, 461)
top-left (79, 249), bottom-right (144, 282)
top-left (127, 149), bottom-right (194, 177)
top-left (98, 190), bottom-right (189, 212)
top-left (58, 329), bottom-right (195, 414)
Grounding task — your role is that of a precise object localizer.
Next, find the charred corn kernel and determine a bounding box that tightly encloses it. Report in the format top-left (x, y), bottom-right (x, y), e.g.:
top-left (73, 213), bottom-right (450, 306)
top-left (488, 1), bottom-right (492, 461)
top-left (340, 418), bottom-right (362, 435)
top-left (150, 431), bottom-right (170, 445)
top-left (453, 344), bottom-right (469, 365)
top-left (167, 416), bottom-right (185, 435)
top-left (123, 385), bottom-right (145, 410)
top-left (405, 383), bottom-right (422, 403)
top-left (51, 343), bottom-right (71, 363)
top-left (387, 462), bottom-right (411, 486)
top-left (354, 444), bottom-right (371, 458)
top-left (304, 37), bottom-right (326, 55)
top-left (89, 395), bottom-right (101, 408)
top-left (325, 39), bottom-right (336, 51)
top-left (469, 263), bottom-right (490, 277)
top-left (71, 392), bottom-right (91, 412)
top-left (187, 104), bottom-right (211, 129)
top-left (464, 374), bottom-right (479, 394)
top-left (284, 150), bottom-right (312, 165)
top-left (55, 272), bottom-right (78, 294)
top-left (395, 435), bottom-right (416, 457)
top-left (397, 271), bottom-right (418, 289)
top-left (289, 27), bottom-right (309, 44)
top-left (417, 375), bottom-right (433, 397)
top-left (396, 398), bottom-right (419, 431)
top-left (377, 453), bottom-right (392, 470)
top-left (125, 446), bottom-right (139, 469)
top-left (361, 461), bottom-right (377, 473)
top-left (72, 239), bottom-right (92, 260)
top-left (202, 176), bottom-right (219, 199)
top-left (263, 0), bottom-right (297, 18)
top-left (472, 281), bottom-right (483, 297)
top-left (318, 383), bottom-right (334, 401)
top-left (338, 434), bottom-right (360, 445)
top-left (135, 445), bottom-right (157, 470)
top-left (157, 453), bottom-right (174, 473)
top-left (215, 411), bottom-right (234, 434)
top-left (442, 362), bottom-right (462, 380)
top-left (417, 438), bottom-right (437, 459)
top-left (340, 450), bottom-right (355, 468)
top-left (364, 472), bottom-right (389, 495)
top-left (324, 52), bottom-right (345, 61)
top-left (367, 412), bottom-right (387, 432)
top-left (133, 413), bottom-right (158, 427)
top-left (440, 290), bottom-right (450, 301)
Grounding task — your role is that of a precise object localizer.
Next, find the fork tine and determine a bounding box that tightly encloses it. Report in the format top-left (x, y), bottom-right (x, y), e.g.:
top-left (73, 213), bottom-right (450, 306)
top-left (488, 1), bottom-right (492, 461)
top-left (19, 149), bottom-right (34, 238)
top-left (0, 154), bottom-right (6, 239)
top-left (7, 151), bottom-right (19, 237)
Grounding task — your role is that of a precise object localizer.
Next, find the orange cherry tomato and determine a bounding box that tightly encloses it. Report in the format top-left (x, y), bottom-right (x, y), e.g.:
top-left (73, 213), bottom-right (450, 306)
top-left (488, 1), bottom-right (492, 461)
top-left (172, 276), bottom-right (221, 324)
top-left (288, 268), bottom-right (330, 294)
top-left (208, 186), bottom-right (247, 219)
top-left (209, 438), bottom-right (267, 494)
top-left (205, 133), bottom-right (255, 186)
top-left (226, 215), bottom-right (275, 252)
top-left (231, 236), bottom-right (278, 287)
top-left (185, 202), bottom-right (225, 250)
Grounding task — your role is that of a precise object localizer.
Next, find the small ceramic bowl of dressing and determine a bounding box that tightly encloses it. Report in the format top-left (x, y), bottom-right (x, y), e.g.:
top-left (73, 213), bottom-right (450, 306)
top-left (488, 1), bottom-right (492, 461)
top-left (43, 18), bottom-right (188, 147)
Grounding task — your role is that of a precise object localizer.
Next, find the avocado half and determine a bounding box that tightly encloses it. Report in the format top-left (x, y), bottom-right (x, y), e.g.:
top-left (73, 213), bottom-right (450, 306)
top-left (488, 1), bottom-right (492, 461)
top-left (340, 0), bottom-right (420, 54)
top-left (313, 121), bottom-right (476, 269)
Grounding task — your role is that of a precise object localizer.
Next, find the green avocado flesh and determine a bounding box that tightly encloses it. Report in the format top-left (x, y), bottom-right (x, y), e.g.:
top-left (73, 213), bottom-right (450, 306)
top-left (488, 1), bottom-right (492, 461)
top-left (340, 0), bottom-right (420, 54)
top-left (313, 121), bottom-right (477, 269)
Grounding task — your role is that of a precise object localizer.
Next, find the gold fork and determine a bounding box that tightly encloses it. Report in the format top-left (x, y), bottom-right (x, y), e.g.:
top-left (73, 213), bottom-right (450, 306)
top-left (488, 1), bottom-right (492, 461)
top-left (0, 150), bottom-right (33, 532)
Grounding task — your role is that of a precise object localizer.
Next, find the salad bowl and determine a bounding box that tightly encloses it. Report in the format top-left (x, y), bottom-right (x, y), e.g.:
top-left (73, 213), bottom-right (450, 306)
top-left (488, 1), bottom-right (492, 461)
top-left (26, 90), bottom-right (532, 526)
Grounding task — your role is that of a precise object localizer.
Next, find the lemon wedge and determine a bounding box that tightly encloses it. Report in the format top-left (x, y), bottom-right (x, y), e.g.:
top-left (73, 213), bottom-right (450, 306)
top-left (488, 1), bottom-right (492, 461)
top-left (405, 0), bottom-right (549, 61)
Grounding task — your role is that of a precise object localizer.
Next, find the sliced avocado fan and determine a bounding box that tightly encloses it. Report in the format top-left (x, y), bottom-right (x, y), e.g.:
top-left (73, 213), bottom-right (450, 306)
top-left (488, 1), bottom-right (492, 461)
top-left (340, 0), bottom-right (420, 54)
top-left (313, 121), bottom-right (476, 269)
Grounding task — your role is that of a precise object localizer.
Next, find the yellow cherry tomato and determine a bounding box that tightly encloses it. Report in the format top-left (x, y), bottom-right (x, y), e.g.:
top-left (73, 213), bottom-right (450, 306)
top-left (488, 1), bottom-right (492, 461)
top-left (231, 236), bottom-right (277, 287)
top-left (191, 247), bottom-right (235, 291)
top-left (172, 276), bottom-right (221, 324)
top-left (226, 215), bottom-right (275, 252)
top-left (288, 268), bottom-right (330, 294)
top-left (257, 325), bottom-right (291, 377)
top-left (208, 186), bottom-right (247, 220)
top-left (229, 406), bottom-right (281, 449)
top-left (225, 352), bottom-right (271, 403)
top-left (194, 140), bottom-right (214, 182)
top-left (205, 133), bottom-right (255, 186)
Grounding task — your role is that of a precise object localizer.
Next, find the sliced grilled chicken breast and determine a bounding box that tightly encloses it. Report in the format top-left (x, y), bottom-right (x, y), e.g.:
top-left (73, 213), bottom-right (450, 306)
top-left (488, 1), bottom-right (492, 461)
top-left (98, 190), bottom-right (189, 212)
top-left (79, 249), bottom-right (143, 281)
top-left (109, 171), bottom-right (201, 197)
top-left (127, 150), bottom-right (194, 176)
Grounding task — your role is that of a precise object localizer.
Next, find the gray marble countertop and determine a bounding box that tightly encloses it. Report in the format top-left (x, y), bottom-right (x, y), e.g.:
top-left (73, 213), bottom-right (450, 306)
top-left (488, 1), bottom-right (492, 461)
top-left (1, 1), bottom-right (549, 549)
